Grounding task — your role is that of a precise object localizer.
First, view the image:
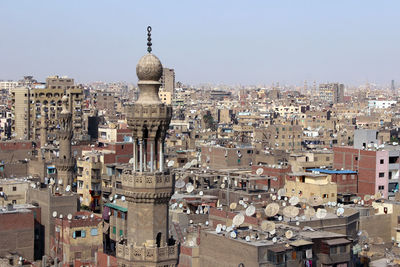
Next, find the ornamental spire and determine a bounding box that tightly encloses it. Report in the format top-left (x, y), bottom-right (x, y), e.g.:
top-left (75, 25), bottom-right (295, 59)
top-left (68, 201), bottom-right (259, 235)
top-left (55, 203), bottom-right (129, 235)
top-left (147, 26), bottom-right (152, 53)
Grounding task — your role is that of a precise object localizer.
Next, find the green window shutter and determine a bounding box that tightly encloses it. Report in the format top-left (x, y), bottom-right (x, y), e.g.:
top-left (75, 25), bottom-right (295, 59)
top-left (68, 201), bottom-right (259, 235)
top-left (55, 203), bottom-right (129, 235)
top-left (113, 226), bottom-right (116, 234)
top-left (82, 230), bottom-right (86, 238)
top-left (73, 231), bottom-right (76, 239)
top-left (120, 230), bottom-right (123, 236)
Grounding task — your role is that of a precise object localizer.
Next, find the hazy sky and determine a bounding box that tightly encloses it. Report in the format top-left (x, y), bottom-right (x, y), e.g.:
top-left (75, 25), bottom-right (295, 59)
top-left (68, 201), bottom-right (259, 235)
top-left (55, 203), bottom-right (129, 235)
top-left (1, 0), bottom-right (399, 86)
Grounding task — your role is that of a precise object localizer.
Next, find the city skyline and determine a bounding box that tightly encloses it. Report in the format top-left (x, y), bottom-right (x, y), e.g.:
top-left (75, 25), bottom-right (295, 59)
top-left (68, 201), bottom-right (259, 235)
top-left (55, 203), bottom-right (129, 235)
top-left (1, 0), bottom-right (400, 85)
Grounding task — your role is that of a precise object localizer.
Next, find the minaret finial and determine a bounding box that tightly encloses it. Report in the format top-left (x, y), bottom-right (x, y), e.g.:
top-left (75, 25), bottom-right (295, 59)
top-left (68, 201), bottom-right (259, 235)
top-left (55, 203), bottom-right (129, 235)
top-left (147, 26), bottom-right (152, 53)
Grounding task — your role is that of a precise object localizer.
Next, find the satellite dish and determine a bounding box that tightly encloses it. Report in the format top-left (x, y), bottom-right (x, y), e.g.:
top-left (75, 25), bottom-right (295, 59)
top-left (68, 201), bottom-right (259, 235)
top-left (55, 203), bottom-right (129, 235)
top-left (216, 224), bottom-right (222, 233)
top-left (316, 208), bottom-right (327, 219)
top-left (230, 202), bottom-right (237, 210)
top-left (128, 158), bottom-right (135, 164)
top-left (186, 183), bottom-right (194, 193)
top-left (186, 209), bottom-right (191, 214)
top-left (283, 206), bottom-right (299, 218)
top-left (58, 179), bottom-right (63, 185)
top-left (272, 237), bottom-right (277, 243)
top-left (191, 159), bottom-right (198, 166)
top-left (304, 207), bottom-right (316, 218)
top-left (167, 160), bottom-right (175, 167)
top-left (289, 196), bottom-right (299, 206)
top-left (245, 236), bottom-right (251, 242)
top-left (178, 203), bottom-right (183, 208)
top-left (230, 231), bottom-right (237, 239)
top-left (245, 205), bottom-right (256, 216)
top-left (226, 226), bottom-right (233, 232)
top-left (233, 213), bottom-right (245, 226)
top-left (370, 195), bottom-right (375, 200)
top-left (175, 179), bottom-right (186, 189)
top-left (282, 202), bottom-right (287, 207)
top-left (285, 230), bottom-right (294, 239)
top-left (271, 195), bottom-right (277, 201)
top-left (183, 162), bottom-right (192, 169)
top-left (67, 214), bottom-right (72, 220)
top-left (332, 202), bottom-right (337, 207)
top-left (239, 200), bottom-right (244, 205)
top-left (121, 196), bottom-right (126, 202)
top-left (59, 214), bottom-right (63, 219)
top-left (222, 225), bottom-right (227, 231)
top-left (205, 221), bottom-right (209, 226)
top-left (337, 207), bottom-right (345, 216)
top-left (220, 183), bottom-right (226, 189)
top-left (256, 168), bottom-right (264, 176)
top-left (261, 221), bottom-right (275, 232)
top-left (270, 229), bottom-right (276, 235)
top-left (265, 203), bottom-right (280, 217)
top-left (66, 185), bottom-right (71, 192)
top-left (52, 211), bottom-right (57, 218)
top-left (199, 191), bottom-right (204, 196)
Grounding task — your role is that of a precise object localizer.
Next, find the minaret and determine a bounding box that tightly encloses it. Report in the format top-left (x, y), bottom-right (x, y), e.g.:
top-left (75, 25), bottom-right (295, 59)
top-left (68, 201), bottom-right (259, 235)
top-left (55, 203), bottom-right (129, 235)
top-left (116, 26), bottom-right (177, 266)
top-left (55, 95), bottom-right (75, 191)
top-left (40, 105), bottom-right (47, 162)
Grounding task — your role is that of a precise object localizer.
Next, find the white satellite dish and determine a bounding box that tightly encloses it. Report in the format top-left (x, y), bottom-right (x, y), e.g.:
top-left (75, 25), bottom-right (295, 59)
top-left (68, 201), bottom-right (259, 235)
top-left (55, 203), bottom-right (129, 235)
top-left (178, 203), bottom-right (183, 208)
top-left (282, 202), bottom-right (287, 207)
top-left (261, 221), bottom-right (275, 232)
top-left (230, 203), bottom-right (237, 210)
top-left (52, 211), bottom-right (57, 218)
top-left (285, 230), bottom-right (294, 239)
top-left (278, 216), bottom-right (282, 221)
top-left (186, 209), bottom-right (191, 214)
top-left (289, 196), bottom-right (299, 206)
top-left (191, 159), bottom-right (198, 166)
top-left (199, 191), bottom-right (204, 196)
top-left (239, 200), bottom-right (244, 205)
top-left (59, 214), bottom-right (63, 219)
top-left (222, 225), bottom-right (227, 231)
top-left (121, 196), bottom-right (126, 202)
top-left (233, 213), bottom-right (245, 226)
top-left (245, 236), bottom-right (251, 242)
top-left (265, 203), bottom-right (280, 217)
top-left (205, 221), bottom-right (209, 226)
top-left (216, 224), bottom-right (222, 233)
top-left (220, 183), bottom-right (226, 189)
top-left (272, 237), bottom-right (277, 243)
top-left (175, 179), bottom-right (185, 189)
top-left (271, 195), bottom-right (277, 201)
top-left (67, 214), bottom-right (72, 220)
top-left (230, 231), bottom-right (237, 239)
top-left (183, 162), bottom-right (192, 169)
top-left (167, 160), bottom-right (175, 167)
top-left (256, 168), bottom-right (264, 176)
top-left (66, 185), bottom-right (71, 192)
top-left (337, 207), bottom-right (344, 216)
top-left (186, 184), bottom-right (194, 193)
top-left (332, 202), bottom-right (337, 207)
top-left (270, 229), bottom-right (276, 235)
top-left (128, 158), bottom-right (135, 164)
top-left (58, 179), bottom-right (63, 185)
top-left (316, 208), bottom-right (327, 219)
top-left (304, 207), bottom-right (316, 218)
top-left (277, 188), bottom-right (286, 197)
top-left (245, 205), bottom-right (256, 216)
top-left (283, 206), bottom-right (299, 218)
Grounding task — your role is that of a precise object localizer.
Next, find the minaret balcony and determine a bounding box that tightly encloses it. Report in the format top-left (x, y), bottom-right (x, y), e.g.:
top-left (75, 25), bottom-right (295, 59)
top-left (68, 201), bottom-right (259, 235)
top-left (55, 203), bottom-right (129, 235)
top-left (116, 243), bottom-right (178, 263)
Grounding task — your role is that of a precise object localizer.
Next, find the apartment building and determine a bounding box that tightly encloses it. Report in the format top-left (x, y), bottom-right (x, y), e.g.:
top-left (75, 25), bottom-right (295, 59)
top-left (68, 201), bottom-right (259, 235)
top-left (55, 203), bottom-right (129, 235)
top-left (319, 83), bottom-right (344, 104)
top-left (10, 75), bottom-right (84, 140)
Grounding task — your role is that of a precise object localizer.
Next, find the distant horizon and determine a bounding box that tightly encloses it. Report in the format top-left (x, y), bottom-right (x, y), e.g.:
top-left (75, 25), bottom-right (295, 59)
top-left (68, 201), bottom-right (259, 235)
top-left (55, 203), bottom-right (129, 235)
top-left (1, 1), bottom-right (399, 86)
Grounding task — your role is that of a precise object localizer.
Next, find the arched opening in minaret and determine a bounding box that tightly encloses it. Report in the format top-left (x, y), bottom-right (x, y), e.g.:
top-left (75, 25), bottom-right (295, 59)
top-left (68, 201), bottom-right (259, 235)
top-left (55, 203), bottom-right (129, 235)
top-left (156, 232), bottom-right (162, 247)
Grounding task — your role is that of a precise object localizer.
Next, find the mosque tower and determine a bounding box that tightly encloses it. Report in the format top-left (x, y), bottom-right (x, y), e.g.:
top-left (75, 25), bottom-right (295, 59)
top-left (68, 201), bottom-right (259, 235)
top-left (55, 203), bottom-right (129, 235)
top-left (116, 26), bottom-right (178, 267)
top-left (39, 105), bottom-right (47, 161)
top-left (55, 95), bottom-right (75, 191)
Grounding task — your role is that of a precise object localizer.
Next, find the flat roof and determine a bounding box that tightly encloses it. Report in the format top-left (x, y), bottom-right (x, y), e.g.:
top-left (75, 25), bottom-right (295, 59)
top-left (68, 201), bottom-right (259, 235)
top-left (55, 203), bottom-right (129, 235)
top-left (307, 168), bottom-right (357, 174)
top-left (290, 239), bottom-right (313, 247)
top-left (323, 238), bottom-right (351, 246)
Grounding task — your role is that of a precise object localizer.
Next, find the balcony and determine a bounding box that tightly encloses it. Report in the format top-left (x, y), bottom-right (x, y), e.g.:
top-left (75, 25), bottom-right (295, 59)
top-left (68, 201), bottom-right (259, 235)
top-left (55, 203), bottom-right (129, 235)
top-left (117, 243), bottom-right (178, 263)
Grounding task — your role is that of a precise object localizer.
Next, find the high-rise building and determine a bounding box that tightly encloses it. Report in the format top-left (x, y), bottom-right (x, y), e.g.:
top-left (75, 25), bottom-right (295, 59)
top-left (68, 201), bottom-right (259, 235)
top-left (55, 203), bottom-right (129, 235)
top-left (391, 80), bottom-right (395, 92)
top-left (116, 27), bottom-right (178, 266)
top-left (160, 68), bottom-right (175, 94)
top-left (319, 83), bottom-right (344, 104)
top-left (10, 75), bottom-right (84, 140)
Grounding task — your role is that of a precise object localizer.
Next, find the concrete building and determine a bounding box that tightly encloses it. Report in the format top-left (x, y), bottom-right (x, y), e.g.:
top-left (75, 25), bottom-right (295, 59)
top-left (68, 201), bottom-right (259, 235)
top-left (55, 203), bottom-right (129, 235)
top-left (10, 76), bottom-right (84, 141)
top-left (53, 211), bottom-right (103, 266)
top-left (160, 68), bottom-right (175, 95)
top-left (319, 83), bottom-right (344, 104)
top-left (0, 178), bottom-right (30, 205)
top-left (76, 152), bottom-right (102, 212)
top-left (0, 204), bottom-right (40, 262)
top-left (94, 91), bottom-right (116, 113)
top-left (285, 171), bottom-right (338, 204)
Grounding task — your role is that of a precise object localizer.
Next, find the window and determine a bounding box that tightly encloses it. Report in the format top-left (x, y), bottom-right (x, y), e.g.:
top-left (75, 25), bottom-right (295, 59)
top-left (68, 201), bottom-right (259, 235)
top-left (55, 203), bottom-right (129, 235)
top-left (355, 157), bottom-right (358, 161)
top-left (351, 175), bottom-right (355, 180)
top-left (331, 193), bottom-right (335, 197)
top-left (330, 246), bottom-right (337, 254)
top-left (340, 245), bottom-right (347, 253)
top-left (90, 228), bottom-right (98, 236)
top-left (113, 226), bottom-right (116, 234)
top-left (326, 157), bottom-right (330, 161)
top-left (342, 175), bottom-right (346, 180)
top-left (12, 187), bottom-right (16, 191)
top-left (379, 172), bottom-right (385, 178)
top-left (73, 230), bottom-right (82, 238)
top-left (380, 159), bottom-right (384, 164)
top-left (120, 229), bottom-right (123, 236)
top-left (0, 187), bottom-right (2, 191)
top-left (323, 194), bottom-right (328, 198)
top-left (75, 252), bottom-right (82, 259)
top-left (12, 200), bottom-right (16, 204)
top-left (378, 185), bottom-right (384, 190)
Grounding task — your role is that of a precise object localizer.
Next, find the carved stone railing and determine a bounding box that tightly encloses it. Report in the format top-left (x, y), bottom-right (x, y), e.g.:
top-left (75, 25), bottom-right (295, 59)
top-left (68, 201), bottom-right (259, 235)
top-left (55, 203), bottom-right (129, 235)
top-left (120, 172), bottom-right (174, 189)
top-left (117, 243), bottom-right (178, 263)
